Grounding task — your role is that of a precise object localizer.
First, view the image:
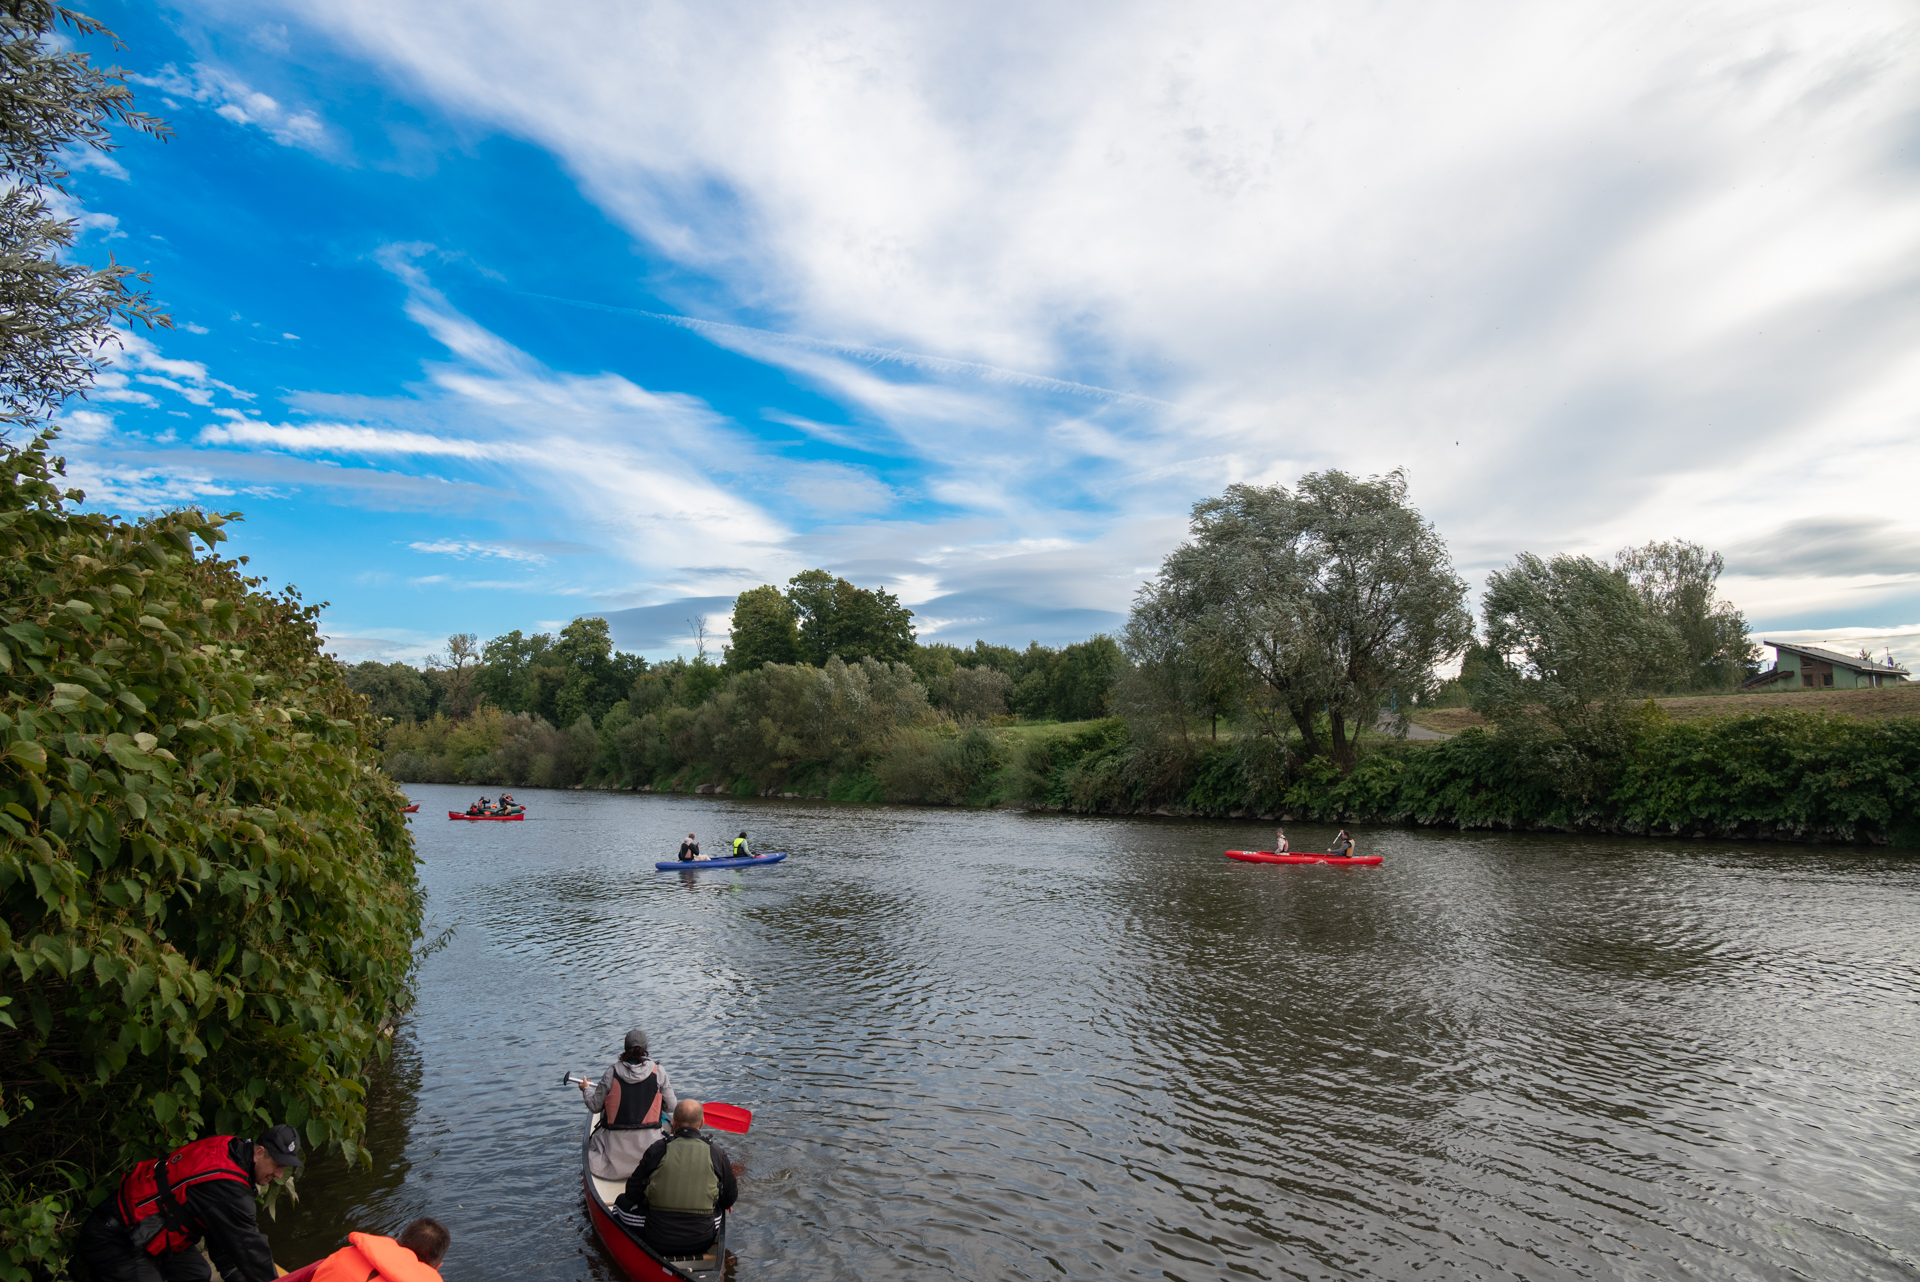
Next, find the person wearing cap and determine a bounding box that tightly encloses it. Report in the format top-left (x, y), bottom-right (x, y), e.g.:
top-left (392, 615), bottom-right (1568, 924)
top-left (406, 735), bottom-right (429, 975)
top-left (77, 1123), bottom-right (303, 1282)
top-left (280, 1216), bottom-right (450, 1282)
top-left (613, 1100), bottom-right (738, 1258)
top-left (578, 1028), bottom-right (678, 1180)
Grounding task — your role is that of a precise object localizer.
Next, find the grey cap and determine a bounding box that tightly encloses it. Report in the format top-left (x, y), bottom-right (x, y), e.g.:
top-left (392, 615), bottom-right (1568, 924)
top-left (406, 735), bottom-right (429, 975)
top-left (624, 1027), bottom-right (649, 1053)
top-left (257, 1123), bottom-right (304, 1168)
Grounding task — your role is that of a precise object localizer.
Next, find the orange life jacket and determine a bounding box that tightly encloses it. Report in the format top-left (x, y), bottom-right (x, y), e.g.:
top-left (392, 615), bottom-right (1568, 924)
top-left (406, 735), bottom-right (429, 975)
top-left (116, 1135), bottom-right (254, 1255)
top-left (311, 1233), bottom-right (442, 1282)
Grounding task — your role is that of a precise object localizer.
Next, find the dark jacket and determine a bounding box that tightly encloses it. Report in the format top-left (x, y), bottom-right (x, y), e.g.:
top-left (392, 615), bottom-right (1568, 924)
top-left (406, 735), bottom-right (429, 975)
top-left (678, 841), bottom-right (699, 861)
top-left (83, 1139), bottom-right (275, 1282)
top-left (616, 1128), bottom-right (737, 1254)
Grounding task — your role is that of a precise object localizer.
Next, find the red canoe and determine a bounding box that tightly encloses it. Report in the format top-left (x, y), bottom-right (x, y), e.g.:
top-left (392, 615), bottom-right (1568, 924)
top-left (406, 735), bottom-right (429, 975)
top-left (403, 803), bottom-right (420, 813)
top-left (448, 810), bottom-right (525, 821)
top-left (1226, 849), bottom-right (1382, 867)
top-left (582, 1116), bottom-right (726, 1281)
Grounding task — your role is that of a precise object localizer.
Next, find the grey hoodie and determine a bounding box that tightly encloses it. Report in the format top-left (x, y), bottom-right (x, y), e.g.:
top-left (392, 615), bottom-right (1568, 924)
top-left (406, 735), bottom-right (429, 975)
top-left (584, 1057), bottom-right (678, 1180)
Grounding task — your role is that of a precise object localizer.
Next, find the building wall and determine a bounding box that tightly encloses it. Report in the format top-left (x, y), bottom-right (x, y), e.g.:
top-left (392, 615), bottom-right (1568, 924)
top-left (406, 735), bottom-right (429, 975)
top-left (1774, 650), bottom-right (1903, 689)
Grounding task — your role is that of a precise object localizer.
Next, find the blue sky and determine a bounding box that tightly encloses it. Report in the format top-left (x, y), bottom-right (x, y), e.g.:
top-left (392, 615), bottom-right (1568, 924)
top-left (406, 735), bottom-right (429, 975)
top-left (50, 0), bottom-right (1920, 669)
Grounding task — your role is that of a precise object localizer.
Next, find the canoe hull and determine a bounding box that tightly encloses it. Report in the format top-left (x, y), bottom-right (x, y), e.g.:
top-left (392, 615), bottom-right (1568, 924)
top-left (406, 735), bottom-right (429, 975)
top-left (403, 803), bottom-right (419, 813)
top-left (1226, 849), bottom-right (1382, 867)
top-left (656, 852), bottom-right (788, 872)
top-left (448, 811), bottom-right (525, 821)
top-left (583, 1118), bottom-right (726, 1281)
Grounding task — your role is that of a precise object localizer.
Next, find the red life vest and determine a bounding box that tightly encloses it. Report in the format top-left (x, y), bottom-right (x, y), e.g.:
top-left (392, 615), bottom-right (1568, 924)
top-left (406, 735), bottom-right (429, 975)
top-left (602, 1062), bottom-right (664, 1131)
top-left (116, 1135), bottom-right (254, 1255)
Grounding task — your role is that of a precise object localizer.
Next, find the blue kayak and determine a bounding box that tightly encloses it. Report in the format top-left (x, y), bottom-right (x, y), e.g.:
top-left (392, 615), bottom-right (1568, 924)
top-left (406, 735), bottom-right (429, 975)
top-left (655, 851), bottom-right (788, 871)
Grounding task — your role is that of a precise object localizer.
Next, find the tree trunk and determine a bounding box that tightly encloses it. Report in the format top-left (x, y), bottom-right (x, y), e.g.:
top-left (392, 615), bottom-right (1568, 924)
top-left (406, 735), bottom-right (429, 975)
top-left (1287, 699), bottom-right (1322, 759)
top-left (1328, 708), bottom-right (1356, 773)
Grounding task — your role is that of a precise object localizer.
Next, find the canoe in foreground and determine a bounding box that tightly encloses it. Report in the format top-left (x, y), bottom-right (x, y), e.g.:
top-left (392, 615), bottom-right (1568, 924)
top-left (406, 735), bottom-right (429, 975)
top-left (1226, 849), bottom-right (1382, 867)
top-left (448, 810), bottom-right (526, 821)
top-left (582, 1116), bottom-right (726, 1282)
top-left (655, 852), bottom-right (788, 872)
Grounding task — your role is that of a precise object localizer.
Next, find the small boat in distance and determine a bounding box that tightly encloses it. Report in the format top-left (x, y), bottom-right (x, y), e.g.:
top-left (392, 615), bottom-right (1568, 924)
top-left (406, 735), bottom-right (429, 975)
top-left (403, 803), bottom-right (420, 813)
top-left (450, 810), bottom-right (526, 822)
top-left (581, 1114), bottom-right (726, 1281)
top-left (655, 852), bottom-right (787, 871)
top-left (1226, 849), bottom-right (1382, 867)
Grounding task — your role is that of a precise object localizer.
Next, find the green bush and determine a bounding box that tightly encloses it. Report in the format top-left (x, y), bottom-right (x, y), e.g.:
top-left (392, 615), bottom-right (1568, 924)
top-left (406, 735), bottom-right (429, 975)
top-left (0, 436), bottom-right (422, 1279)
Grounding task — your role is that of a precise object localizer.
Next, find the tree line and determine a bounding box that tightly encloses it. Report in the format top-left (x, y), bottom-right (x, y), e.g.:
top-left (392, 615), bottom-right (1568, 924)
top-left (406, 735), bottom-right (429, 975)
top-left (369, 473), bottom-right (1769, 806)
top-left (347, 570), bottom-right (1127, 745)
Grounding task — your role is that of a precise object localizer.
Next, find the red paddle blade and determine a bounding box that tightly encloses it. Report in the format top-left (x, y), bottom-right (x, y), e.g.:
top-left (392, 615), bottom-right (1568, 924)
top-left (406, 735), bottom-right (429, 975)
top-left (704, 1101), bottom-right (752, 1134)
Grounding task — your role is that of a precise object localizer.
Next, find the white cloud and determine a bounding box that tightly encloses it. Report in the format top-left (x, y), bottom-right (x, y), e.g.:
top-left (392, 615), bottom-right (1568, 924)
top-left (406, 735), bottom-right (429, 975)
top-left (409, 538), bottom-right (551, 565)
top-left (257, 0), bottom-right (1920, 634)
top-left (130, 64), bottom-right (326, 149)
top-left (184, 323), bottom-right (211, 335)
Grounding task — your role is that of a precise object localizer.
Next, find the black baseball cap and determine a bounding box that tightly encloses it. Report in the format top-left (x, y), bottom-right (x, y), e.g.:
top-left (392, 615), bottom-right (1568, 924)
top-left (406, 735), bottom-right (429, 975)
top-left (257, 1124), bottom-right (304, 1168)
top-left (624, 1027), bottom-right (649, 1053)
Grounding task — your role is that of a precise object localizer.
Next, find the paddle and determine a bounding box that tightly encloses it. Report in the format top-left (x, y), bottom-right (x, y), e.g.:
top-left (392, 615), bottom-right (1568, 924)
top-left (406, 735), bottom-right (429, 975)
top-left (561, 1074), bottom-right (753, 1134)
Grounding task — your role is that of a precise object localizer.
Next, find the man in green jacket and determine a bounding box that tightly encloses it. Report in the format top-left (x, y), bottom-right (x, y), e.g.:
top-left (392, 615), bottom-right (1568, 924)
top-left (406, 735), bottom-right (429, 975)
top-left (612, 1101), bottom-right (737, 1256)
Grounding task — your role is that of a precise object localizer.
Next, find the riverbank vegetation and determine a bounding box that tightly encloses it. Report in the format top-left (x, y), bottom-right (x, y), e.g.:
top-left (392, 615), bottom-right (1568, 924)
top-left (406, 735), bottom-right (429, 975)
top-left (362, 476), bottom-right (1913, 847)
top-left (0, 19), bottom-right (423, 1277)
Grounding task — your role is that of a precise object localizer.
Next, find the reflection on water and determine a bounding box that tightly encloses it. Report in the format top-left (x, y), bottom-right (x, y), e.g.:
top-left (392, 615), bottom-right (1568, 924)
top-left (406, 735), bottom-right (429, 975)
top-left (267, 787), bottom-right (1920, 1280)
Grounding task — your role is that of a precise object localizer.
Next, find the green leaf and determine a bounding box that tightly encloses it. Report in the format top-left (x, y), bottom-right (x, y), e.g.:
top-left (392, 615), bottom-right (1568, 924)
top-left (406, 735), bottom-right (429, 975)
top-left (150, 1091), bottom-right (178, 1123)
top-left (123, 963), bottom-right (156, 1005)
top-left (6, 740), bottom-right (48, 772)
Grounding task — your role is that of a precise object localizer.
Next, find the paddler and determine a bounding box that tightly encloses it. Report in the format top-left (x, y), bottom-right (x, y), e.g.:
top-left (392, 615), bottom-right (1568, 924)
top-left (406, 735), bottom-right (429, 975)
top-left (732, 830), bottom-right (753, 859)
top-left (280, 1217), bottom-right (449, 1282)
top-left (77, 1123), bottom-right (303, 1282)
top-left (579, 1028), bottom-right (678, 1180)
top-left (1330, 829), bottom-right (1356, 858)
top-left (1274, 828), bottom-right (1290, 853)
top-left (678, 832), bottom-right (700, 862)
top-left (612, 1100), bottom-right (738, 1258)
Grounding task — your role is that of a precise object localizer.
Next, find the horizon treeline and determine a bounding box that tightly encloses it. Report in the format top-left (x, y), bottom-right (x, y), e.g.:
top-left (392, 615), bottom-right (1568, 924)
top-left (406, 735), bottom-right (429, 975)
top-left (352, 483), bottom-right (1771, 801)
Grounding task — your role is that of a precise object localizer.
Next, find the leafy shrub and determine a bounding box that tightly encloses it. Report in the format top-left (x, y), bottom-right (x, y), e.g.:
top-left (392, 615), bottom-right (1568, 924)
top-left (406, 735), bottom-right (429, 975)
top-left (0, 436), bottom-right (422, 1278)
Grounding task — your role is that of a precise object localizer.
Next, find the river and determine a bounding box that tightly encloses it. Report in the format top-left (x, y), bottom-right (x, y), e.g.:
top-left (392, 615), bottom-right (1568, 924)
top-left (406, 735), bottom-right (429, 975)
top-left (264, 785), bottom-right (1920, 1281)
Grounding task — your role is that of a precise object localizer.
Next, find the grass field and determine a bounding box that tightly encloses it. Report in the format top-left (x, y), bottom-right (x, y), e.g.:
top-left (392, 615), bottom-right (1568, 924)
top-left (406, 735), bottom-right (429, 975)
top-left (1407, 685), bottom-right (1920, 735)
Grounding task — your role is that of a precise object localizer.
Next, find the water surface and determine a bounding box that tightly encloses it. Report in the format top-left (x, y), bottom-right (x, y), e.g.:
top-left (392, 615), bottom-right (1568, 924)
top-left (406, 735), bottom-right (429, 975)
top-left (268, 787), bottom-right (1920, 1280)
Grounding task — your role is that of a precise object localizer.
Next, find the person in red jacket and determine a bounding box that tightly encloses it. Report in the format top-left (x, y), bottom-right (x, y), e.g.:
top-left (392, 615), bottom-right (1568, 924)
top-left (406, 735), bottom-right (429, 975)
top-left (77, 1124), bottom-right (302, 1282)
top-left (280, 1217), bottom-right (450, 1282)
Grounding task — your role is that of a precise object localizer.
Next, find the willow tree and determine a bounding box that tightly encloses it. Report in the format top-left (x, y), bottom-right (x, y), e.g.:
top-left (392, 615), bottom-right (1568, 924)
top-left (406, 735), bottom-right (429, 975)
top-left (1133, 469), bottom-right (1471, 772)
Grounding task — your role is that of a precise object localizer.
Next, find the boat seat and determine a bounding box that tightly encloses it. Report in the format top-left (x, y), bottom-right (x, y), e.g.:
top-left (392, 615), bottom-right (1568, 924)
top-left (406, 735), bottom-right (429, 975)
top-left (591, 1175), bottom-right (624, 1203)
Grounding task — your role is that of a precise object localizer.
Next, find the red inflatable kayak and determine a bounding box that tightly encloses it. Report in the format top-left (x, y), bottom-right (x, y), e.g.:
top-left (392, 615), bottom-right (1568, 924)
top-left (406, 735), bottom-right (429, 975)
top-left (1226, 849), bottom-right (1381, 867)
top-left (403, 803), bottom-right (420, 813)
top-left (449, 810), bottom-right (525, 821)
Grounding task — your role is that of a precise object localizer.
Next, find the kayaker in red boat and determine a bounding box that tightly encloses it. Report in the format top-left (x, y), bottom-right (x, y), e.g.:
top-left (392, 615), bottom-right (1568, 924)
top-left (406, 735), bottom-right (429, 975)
top-left (1274, 828), bottom-right (1290, 853)
top-left (613, 1100), bottom-right (738, 1258)
top-left (77, 1123), bottom-right (303, 1282)
top-left (280, 1217), bottom-right (449, 1282)
top-left (579, 1027), bottom-right (678, 1180)
top-left (1330, 830), bottom-right (1355, 858)
top-left (678, 832), bottom-right (701, 862)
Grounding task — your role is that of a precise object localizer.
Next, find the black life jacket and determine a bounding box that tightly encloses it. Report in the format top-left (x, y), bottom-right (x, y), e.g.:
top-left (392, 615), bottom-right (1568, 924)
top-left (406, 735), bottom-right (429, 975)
top-left (116, 1135), bottom-right (253, 1255)
top-left (603, 1062), bottom-right (664, 1131)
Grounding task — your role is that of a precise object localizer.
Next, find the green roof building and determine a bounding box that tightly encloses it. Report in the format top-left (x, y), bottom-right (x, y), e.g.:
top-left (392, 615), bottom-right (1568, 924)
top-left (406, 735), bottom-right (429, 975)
top-left (1743, 641), bottom-right (1911, 691)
